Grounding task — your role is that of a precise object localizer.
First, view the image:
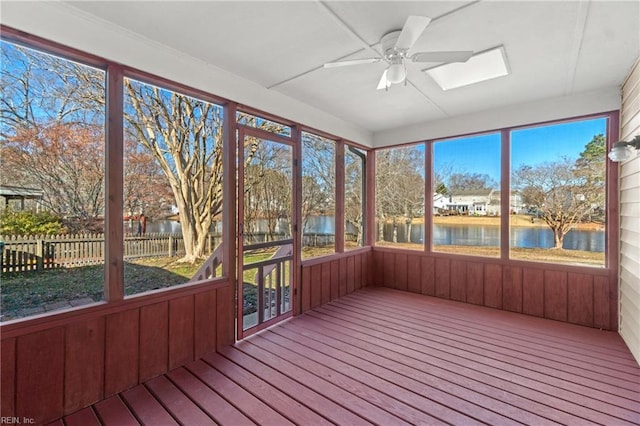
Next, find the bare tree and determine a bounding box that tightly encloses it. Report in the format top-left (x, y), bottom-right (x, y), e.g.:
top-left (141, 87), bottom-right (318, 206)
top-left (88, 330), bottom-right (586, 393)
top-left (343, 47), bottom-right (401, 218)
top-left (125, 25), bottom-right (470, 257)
top-left (448, 172), bottom-right (497, 192)
top-left (513, 157), bottom-right (602, 249)
top-left (2, 122), bottom-right (105, 232)
top-left (0, 42), bottom-right (104, 138)
top-left (345, 148), bottom-right (364, 245)
top-left (301, 133), bottom-right (335, 236)
top-left (123, 138), bottom-right (174, 222)
top-left (242, 140), bottom-right (291, 241)
top-left (124, 79), bottom-right (224, 263)
top-left (375, 147), bottom-right (425, 243)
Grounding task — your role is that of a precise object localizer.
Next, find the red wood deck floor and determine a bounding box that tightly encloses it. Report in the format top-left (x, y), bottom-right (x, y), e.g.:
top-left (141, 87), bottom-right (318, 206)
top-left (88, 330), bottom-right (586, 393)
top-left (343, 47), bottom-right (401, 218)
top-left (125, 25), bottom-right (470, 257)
top-left (56, 287), bottom-right (640, 425)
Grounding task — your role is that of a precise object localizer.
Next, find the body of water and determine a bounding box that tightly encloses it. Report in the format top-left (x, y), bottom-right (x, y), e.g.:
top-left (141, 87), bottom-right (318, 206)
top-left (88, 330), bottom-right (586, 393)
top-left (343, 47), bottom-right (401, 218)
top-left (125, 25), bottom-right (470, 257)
top-left (139, 218), bottom-right (605, 252)
top-left (384, 223), bottom-right (604, 252)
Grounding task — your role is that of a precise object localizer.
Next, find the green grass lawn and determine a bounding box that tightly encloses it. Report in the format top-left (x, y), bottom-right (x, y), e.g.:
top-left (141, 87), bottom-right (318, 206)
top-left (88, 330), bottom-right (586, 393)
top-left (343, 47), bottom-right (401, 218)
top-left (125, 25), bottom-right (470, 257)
top-left (0, 257), bottom-right (207, 320)
top-left (0, 251), bottom-right (281, 321)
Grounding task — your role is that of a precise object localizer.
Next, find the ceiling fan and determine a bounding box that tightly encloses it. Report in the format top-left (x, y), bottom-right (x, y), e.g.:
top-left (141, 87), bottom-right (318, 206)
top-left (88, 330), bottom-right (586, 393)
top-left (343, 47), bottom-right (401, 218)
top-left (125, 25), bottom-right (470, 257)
top-left (324, 16), bottom-right (474, 90)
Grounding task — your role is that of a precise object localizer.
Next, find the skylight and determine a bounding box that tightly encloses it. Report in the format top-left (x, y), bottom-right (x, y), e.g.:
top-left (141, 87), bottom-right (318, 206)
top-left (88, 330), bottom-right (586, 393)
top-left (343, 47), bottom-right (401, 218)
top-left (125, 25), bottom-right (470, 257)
top-left (425, 46), bottom-right (509, 90)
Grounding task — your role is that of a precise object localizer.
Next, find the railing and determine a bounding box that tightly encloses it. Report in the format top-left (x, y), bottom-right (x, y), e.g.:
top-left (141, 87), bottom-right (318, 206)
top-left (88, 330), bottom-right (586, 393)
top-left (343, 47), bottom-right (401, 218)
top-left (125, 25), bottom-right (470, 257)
top-left (242, 239), bottom-right (293, 330)
top-left (0, 233), bottom-right (220, 273)
top-left (189, 243), bottom-right (224, 282)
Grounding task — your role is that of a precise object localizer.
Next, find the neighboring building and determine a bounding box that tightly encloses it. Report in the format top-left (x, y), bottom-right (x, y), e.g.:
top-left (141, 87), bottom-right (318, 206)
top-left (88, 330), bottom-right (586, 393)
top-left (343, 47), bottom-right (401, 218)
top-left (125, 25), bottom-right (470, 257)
top-left (0, 185), bottom-right (44, 211)
top-left (490, 190), bottom-right (526, 215)
top-left (446, 189), bottom-right (495, 216)
top-left (433, 189), bottom-right (525, 216)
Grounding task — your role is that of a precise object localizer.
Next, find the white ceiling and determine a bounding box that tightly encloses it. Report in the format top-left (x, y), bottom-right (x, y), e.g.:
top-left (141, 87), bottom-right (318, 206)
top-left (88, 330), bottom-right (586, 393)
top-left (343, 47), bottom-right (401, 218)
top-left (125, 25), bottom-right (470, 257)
top-left (2, 1), bottom-right (639, 147)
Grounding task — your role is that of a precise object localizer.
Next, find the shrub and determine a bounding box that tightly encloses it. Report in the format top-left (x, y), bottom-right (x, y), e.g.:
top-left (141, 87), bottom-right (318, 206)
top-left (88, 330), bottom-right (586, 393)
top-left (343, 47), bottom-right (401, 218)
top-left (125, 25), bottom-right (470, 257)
top-left (0, 209), bottom-right (64, 235)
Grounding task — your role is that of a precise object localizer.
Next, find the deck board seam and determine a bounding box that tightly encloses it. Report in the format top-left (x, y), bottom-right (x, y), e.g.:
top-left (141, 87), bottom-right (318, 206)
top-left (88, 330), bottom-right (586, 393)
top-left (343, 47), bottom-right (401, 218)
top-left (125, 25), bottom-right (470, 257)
top-left (224, 342), bottom-right (382, 423)
top-left (260, 329), bottom-right (533, 426)
top-left (349, 291), bottom-right (637, 362)
top-left (322, 298), bottom-right (640, 392)
top-left (293, 312), bottom-right (638, 424)
top-left (199, 354), bottom-right (302, 426)
top-left (356, 288), bottom-right (632, 352)
top-left (276, 321), bottom-right (542, 426)
top-left (245, 334), bottom-right (448, 425)
top-left (333, 294), bottom-right (640, 372)
top-left (305, 306), bottom-right (640, 417)
top-left (235, 341), bottom-right (405, 425)
top-left (286, 317), bottom-right (617, 425)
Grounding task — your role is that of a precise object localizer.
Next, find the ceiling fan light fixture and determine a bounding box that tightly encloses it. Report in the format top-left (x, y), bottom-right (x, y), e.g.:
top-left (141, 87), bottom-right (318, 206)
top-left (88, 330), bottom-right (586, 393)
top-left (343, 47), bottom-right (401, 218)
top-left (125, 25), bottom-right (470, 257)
top-left (386, 62), bottom-right (406, 84)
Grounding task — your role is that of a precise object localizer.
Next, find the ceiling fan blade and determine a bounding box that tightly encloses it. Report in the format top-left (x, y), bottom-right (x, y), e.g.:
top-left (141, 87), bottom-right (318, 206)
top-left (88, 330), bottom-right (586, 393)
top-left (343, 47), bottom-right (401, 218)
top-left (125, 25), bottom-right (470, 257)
top-left (324, 58), bottom-right (381, 68)
top-left (376, 70), bottom-right (389, 90)
top-left (411, 51), bottom-right (474, 64)
top-left (395, 16), bottom-right (431, 50)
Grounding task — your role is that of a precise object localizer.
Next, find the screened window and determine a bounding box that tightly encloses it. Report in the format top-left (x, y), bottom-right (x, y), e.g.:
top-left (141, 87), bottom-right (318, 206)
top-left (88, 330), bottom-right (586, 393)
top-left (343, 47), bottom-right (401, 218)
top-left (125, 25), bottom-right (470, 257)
top-left (432, 133), bottom-right (501, 257)
top-left (375, 145), bottom-right (425, 250)
top-left (301, 132), bottom-right (336, 259)
top-left (510, 118), bottom-right (607, 267)
top-left (0, 40), bottom-right (106, 320)
top-left (123, 77), bottom-right (225, 295)
top-left (345, 145), bottom-right (365, 249)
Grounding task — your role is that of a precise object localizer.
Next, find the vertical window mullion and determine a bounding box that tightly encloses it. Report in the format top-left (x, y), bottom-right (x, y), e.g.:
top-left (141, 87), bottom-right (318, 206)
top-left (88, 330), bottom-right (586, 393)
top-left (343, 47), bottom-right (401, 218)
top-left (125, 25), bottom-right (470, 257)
top-left (501, 129), bottom-right (510, 261)
top-left (335, 142), bottom-right (345, 253)
top-left (105, 64), bottom-right (125, 301)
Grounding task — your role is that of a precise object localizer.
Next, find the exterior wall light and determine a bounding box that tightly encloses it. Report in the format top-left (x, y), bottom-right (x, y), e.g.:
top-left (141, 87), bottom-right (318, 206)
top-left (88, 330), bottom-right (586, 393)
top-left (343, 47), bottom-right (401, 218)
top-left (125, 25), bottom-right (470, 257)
top-left (608, 135), bottom-right (640, 162)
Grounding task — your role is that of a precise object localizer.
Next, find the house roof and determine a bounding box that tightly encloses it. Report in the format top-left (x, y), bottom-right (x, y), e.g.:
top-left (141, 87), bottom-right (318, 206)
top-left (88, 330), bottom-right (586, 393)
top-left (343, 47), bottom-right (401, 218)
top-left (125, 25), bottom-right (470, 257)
top-left (1, 1), bottom-right (638, 147)
top-left (0, 185), bottom-right (44, 199)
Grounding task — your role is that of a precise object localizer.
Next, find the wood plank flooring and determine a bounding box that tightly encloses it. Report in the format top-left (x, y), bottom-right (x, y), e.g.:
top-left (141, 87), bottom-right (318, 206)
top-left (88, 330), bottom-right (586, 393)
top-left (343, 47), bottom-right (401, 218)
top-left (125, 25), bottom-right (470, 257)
top-left (59, 287), bottom-right (640, 425)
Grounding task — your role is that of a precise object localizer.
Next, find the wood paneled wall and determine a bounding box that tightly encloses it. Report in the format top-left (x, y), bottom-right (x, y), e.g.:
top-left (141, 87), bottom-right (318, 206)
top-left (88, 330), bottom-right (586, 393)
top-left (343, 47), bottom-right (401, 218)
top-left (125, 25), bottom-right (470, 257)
top-left (0, 281), bottom-right (233, 424)
top-left (619, 56), bottom-right (640, 364)
top-left (372, 248), bottom-right (616, 331)
top-left (300, 249), bottom-right (372, 313)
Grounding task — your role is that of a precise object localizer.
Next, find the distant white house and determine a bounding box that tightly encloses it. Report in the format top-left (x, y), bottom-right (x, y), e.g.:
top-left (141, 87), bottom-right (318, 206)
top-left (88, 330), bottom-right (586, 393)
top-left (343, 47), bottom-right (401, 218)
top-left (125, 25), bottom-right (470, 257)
top-left (432, 189), bottom-right (525, 216)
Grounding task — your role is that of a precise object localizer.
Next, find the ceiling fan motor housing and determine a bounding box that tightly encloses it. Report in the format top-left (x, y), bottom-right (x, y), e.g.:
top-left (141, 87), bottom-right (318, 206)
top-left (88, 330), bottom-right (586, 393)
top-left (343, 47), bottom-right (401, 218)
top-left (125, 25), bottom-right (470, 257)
top-left (381, 30), bottom-right (407, 60)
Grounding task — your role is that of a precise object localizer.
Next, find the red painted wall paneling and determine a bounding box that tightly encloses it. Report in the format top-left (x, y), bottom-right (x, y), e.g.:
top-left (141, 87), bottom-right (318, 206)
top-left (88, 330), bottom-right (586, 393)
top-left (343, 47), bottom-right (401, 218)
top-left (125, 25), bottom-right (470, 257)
top-left (484, 264), bottom-right (503, 309)
top-left (321, 263), bottom-right (331, 305)
top-left (301, 266), bottom-right (312, 312)
top-left (346, 256), bottom-right (356, 294)
top-left (330, 260), bottom-right (340, 300)
top-left (64, 318), bottom-right (105, 413)
top-left (382, 251), bottom-right (395, 287)
top-left (139, 302), bottom-right (169, 382)
top-left (522, 268), bottom-right (544, 318)
top-left (16, 328), bottom-right (65, 424)
top-left (544, 270), bottom-right (568, 322)
top-left (593, 276), bottom-right (611, 330)
top-left (466, 262), bottom-right (484, 306)
top-left (194, 290), bottom-right (217, 359)
top-left (567, 273), bottom-right (594, 327)
top-left (311, 264), bottom-right (323, 309)
top-left (1, 337), bottom-right (15, 418)
top-left (450, 259), bottom-right (467, 302)
top-left (435, 258), bottom-right (451, 299)
top-left (169, 296), bottom-right (195, 370)
top-left (407, 254), bottom-right (421, 294)
top-left (420, 256), bottom-right (435, 296)
top-left (104, 309), bottom-right (139, 396)
top-left (502, 266), bottom-right (523, 313)
top-left (395, 253), bottom-right (408, 291)
top-left (339, 257), bottom-right (348, 296)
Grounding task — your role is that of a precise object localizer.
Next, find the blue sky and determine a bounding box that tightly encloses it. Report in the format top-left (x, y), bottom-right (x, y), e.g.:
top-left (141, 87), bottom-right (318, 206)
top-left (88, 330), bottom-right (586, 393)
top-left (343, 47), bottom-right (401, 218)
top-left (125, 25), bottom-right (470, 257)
top-left (434, 133), bottom-right (501, 181)
top-left (433, 117), bottom-right (607, 182)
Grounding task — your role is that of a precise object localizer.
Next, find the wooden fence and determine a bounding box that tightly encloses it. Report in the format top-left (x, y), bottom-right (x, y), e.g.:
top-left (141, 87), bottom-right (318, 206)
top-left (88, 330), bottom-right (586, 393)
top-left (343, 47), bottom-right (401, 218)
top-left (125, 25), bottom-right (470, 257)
top-left (0, 233), bottom-right (219, 273)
